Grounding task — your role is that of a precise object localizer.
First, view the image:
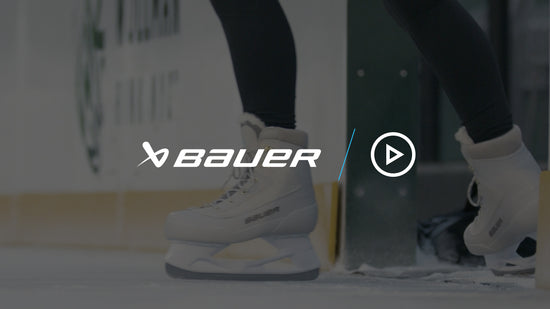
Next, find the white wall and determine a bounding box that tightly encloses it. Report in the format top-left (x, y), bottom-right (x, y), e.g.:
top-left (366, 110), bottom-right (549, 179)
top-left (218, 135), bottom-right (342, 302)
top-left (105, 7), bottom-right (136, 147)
top-left (0, 0), bottom-right (346, 193)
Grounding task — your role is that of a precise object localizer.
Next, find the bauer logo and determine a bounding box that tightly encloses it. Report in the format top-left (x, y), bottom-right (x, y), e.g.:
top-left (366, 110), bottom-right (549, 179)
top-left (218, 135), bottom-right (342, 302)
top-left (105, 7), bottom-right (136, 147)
top-left (245, 207), bottom-right (280, 224)
top-left (138, 142), bottom-right (321, 168)
top-left (489, 218), bottom-right (503, 237)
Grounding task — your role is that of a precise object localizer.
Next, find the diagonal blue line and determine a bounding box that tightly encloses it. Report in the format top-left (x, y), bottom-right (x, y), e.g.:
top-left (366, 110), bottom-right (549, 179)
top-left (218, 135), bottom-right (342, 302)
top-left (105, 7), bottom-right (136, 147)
top-left (338, 128), bottom-right (356, 182)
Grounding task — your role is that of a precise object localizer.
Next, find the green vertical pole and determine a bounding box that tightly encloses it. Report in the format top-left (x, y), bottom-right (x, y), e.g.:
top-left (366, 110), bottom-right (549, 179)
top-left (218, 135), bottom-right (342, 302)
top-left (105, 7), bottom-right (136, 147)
top-left (345, 0), bottom-right (419, 268)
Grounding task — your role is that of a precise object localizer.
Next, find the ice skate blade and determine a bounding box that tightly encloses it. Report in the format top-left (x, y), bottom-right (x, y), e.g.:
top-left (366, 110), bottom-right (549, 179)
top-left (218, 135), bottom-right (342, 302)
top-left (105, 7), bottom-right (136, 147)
top-left (164, 235), bottom-right (321, 281)
top-left (491, 266), bottom-right (534, 277)
top-left (165, 263), bottom-right (319, 281)
top-left (488, 254), bottom-right (535, 277)
top-left (485, 233), bottom-right (537, 276)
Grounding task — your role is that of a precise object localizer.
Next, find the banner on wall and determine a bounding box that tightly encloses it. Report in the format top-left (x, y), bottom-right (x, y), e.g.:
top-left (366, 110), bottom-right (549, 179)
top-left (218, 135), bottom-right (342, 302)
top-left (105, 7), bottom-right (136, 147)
top-left (1, 0), bottom-right (346, 193)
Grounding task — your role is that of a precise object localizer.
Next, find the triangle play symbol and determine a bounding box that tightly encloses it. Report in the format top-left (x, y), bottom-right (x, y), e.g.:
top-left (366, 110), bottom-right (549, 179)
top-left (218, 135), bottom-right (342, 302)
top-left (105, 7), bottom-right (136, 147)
top-left (386, 144), bottom-right (404, 166)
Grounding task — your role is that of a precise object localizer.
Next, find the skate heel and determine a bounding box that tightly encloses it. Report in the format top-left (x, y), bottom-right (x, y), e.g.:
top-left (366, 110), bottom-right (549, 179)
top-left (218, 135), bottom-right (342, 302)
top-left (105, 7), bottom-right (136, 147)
top-left (485, 232), bottom-right (537, 276)
top-left (273, 202), bottom-right (318, 235)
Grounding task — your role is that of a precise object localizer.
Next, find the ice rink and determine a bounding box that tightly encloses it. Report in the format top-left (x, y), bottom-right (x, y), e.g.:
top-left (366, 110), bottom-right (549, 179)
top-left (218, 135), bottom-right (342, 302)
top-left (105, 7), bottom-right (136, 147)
top-left (1, 247), bottom-right (549, 309)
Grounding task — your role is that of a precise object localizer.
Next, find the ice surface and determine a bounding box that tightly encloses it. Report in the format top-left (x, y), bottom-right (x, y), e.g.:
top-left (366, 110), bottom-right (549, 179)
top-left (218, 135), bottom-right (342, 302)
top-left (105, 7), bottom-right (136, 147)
top-left (0, 247), bottom-right (548, 309)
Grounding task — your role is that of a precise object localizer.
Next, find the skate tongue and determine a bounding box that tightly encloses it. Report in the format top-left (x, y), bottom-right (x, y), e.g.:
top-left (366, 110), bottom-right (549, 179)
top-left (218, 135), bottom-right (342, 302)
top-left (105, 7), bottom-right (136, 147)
top-left (202, 114), bottom-right (265, 209)
top-left (240, 113), bottom-right (266, 151)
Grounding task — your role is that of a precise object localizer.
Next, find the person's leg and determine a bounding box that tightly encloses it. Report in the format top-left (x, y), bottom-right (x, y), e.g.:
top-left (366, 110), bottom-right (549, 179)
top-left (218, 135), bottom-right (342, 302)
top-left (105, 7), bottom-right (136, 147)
top-left (210, 0), bottom-right (296, 129)
top-left (164, 1), bottom-right (320, 281)
top-left (384, 0), bottom-right (539, 275)
top-left (383, 0), bottom-right (512, 143)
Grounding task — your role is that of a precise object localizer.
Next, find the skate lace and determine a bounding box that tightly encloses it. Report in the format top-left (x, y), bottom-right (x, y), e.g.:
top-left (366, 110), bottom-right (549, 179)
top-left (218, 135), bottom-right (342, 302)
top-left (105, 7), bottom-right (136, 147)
top-left (201, 152), bottom-right (256, 209)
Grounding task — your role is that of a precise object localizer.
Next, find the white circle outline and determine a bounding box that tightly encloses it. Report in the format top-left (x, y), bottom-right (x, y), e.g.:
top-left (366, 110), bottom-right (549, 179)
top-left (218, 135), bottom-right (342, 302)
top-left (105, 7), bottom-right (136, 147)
top-left (370, 132), bottom-right (416, 178)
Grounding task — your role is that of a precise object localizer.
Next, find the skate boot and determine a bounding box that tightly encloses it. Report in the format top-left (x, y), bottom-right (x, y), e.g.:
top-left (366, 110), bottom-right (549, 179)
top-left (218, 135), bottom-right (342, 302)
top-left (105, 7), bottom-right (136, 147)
top-left (455, 125), bottom-right (540, 275)
top-left (164, 113), bottom-right (320, 281)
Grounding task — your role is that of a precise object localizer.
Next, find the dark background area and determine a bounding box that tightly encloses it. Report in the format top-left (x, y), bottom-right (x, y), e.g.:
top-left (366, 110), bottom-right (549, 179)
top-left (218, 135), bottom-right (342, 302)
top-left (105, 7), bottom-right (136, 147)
top-left (345, 0), bottom-right (549, 268)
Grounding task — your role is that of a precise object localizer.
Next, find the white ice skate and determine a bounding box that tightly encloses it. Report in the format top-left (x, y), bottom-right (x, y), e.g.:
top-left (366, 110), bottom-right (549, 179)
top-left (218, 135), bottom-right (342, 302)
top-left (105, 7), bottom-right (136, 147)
top-left (456, 125), bottom-right (540, 275)
top-left (164, 114), bottom-right (320, 281)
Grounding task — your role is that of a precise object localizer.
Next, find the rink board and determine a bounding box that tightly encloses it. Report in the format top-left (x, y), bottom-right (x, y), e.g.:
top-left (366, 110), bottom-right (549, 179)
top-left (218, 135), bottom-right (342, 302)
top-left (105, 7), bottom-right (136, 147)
top-left (537, 172), bottom-right (550, 289)
top-left (0, 182), bottom-right (340, 270)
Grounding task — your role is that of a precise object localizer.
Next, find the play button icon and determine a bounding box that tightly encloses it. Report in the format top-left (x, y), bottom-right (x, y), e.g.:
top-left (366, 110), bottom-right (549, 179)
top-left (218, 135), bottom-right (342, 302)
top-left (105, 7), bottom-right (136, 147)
top-left (370, 132), bottom-right (416, 178)
top-left (386, 144), bottom-right (404, 166)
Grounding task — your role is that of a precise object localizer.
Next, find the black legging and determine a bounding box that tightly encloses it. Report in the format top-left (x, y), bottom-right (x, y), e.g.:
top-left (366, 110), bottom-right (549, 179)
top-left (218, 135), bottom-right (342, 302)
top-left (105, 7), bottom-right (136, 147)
top-left (210, 0), bottom-right (296, 129)
top-left (210, 0), bottom-right (513, 142)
